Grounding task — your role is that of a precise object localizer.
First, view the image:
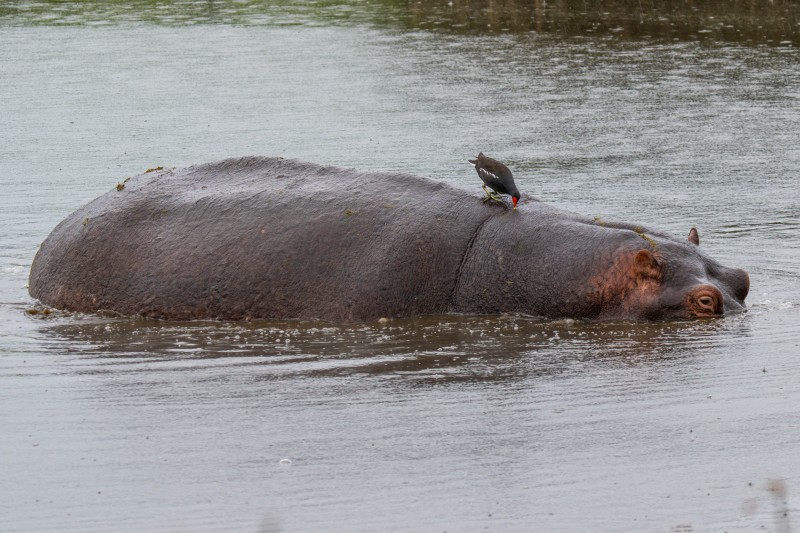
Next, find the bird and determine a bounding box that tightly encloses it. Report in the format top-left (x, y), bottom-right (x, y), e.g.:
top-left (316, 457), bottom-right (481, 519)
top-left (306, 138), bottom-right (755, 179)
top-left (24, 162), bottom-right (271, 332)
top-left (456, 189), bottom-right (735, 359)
top-left (468, 152), bottom-right (521, 209)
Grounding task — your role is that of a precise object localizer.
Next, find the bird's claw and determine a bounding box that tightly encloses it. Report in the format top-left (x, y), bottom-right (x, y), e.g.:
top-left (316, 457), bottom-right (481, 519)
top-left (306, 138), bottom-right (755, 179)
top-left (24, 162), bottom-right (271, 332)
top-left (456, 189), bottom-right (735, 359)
top-left (481, 185), bottom-right (502, 203)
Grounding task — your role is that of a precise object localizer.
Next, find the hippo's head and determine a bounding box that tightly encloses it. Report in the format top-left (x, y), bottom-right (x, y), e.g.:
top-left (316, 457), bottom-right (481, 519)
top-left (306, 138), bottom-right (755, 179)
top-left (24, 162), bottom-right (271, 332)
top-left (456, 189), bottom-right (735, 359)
top-left (593, 228), bottom-right (750, 321)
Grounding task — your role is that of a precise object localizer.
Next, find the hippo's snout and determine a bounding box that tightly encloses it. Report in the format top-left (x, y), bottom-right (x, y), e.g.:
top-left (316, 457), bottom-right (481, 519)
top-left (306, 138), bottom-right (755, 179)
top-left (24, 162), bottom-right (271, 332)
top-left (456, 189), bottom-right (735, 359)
top-left (712, 266), bottom-right (749, 316)
top-left (731, 268), bottom-right (750, 302)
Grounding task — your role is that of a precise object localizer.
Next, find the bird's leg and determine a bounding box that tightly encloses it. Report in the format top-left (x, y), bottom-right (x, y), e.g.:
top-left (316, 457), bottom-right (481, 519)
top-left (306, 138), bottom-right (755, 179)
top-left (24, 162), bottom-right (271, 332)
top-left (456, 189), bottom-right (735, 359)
top-left (482, 185), bottom-right (502, 203)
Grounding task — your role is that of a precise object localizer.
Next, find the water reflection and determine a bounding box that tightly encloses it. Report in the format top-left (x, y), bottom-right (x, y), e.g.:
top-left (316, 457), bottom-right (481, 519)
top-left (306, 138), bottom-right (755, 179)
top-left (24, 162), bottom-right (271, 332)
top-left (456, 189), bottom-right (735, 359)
top-left (404, 0), bottom-right (800, 44)
top-left (33, 313), bottom-right (747, 386)
top-left (1, 0), bottom-right (797, 44)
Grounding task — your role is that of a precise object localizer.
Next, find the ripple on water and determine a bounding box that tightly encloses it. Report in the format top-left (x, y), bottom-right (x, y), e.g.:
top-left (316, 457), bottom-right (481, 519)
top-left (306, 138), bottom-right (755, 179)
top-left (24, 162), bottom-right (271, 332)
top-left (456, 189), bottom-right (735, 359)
top-left (9, 310), bottom-right (783, 389)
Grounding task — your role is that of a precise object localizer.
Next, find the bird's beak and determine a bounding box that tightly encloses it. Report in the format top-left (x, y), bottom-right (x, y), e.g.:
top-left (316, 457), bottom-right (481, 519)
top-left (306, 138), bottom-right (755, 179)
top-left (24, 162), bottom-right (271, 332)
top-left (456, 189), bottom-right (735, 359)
top-left (512, 197), bottom-right (518, 209)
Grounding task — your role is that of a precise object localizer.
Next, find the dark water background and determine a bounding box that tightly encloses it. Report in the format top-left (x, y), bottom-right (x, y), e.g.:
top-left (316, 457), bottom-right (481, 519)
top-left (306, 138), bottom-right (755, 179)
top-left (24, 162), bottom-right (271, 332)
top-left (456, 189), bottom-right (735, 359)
top-left (1, 2), bottom-right (799, 531)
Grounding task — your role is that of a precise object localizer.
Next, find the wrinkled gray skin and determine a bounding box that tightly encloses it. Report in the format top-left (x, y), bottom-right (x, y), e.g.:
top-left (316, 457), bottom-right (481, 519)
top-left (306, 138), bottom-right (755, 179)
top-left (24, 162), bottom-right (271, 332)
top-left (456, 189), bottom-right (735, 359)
top-left (29, 157), bottom-right (749, 322)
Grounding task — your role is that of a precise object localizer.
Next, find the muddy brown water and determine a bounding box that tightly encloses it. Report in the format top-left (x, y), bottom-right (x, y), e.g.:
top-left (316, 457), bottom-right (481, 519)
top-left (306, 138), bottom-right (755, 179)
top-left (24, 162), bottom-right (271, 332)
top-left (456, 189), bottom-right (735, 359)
top-left (1, 2), bottom-right (799, 531)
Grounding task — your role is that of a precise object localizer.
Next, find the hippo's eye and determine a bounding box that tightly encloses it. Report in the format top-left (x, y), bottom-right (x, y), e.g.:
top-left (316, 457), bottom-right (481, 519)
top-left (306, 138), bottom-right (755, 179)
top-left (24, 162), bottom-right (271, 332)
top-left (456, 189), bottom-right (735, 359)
top-left (698, 296), bottom-right (714, 308)
top-left (688, 285), bottom-right (724, 317)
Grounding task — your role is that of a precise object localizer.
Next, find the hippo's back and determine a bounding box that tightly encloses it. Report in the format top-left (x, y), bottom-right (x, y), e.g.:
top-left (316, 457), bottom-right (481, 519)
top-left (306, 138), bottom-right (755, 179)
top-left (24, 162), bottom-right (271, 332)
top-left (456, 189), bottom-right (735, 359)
top-left (29, 156), bottom-right (488, 321)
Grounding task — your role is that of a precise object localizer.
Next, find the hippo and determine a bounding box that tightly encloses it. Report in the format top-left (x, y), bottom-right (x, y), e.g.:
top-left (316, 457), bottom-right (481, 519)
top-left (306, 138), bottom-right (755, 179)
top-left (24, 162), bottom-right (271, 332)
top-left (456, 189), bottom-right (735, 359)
top-left (28, 156), bottom-right (749, 322)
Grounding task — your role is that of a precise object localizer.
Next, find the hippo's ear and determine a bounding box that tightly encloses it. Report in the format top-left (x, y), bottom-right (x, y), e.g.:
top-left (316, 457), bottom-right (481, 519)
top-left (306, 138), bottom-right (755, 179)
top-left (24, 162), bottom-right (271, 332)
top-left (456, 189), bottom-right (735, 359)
top-left (633, 249), bottom-right (662, 279)
top-left (688, 227), bottom-right (700, 246)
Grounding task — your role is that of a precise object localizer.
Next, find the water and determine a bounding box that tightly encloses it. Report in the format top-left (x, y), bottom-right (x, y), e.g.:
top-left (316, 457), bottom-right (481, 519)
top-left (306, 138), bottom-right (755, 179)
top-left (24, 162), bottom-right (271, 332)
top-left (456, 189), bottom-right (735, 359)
top-left (1, 2), bottom-right (799, 531)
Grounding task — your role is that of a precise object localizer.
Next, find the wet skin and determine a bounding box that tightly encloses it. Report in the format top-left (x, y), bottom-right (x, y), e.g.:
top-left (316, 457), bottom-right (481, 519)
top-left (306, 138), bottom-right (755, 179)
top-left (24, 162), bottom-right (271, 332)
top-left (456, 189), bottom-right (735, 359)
top-left (28, 157), bottom-right (749, 322)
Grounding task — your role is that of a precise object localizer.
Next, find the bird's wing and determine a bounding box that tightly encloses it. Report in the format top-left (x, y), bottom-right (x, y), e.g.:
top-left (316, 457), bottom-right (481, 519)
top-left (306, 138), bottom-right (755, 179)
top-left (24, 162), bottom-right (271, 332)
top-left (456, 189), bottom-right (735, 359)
top-left (477, 167), bottom-right (504, 188)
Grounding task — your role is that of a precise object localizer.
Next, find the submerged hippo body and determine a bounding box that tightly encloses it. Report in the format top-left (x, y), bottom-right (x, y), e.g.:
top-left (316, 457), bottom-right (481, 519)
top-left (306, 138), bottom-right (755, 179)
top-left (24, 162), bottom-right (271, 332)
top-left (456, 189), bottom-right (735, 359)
top-left (29, 157), bottom-right (749, 322)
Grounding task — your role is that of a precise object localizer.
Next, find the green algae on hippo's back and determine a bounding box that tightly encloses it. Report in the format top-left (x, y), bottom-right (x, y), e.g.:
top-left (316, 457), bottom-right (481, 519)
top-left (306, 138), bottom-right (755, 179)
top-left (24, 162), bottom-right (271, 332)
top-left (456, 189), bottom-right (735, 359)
top-left (28, 156), bottom-right (749, 323)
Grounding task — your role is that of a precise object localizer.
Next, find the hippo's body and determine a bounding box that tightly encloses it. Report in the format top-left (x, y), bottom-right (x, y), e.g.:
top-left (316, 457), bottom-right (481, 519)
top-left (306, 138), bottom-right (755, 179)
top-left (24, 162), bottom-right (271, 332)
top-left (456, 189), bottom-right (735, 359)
top-left (29, 157), bottom-right (749, 322)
